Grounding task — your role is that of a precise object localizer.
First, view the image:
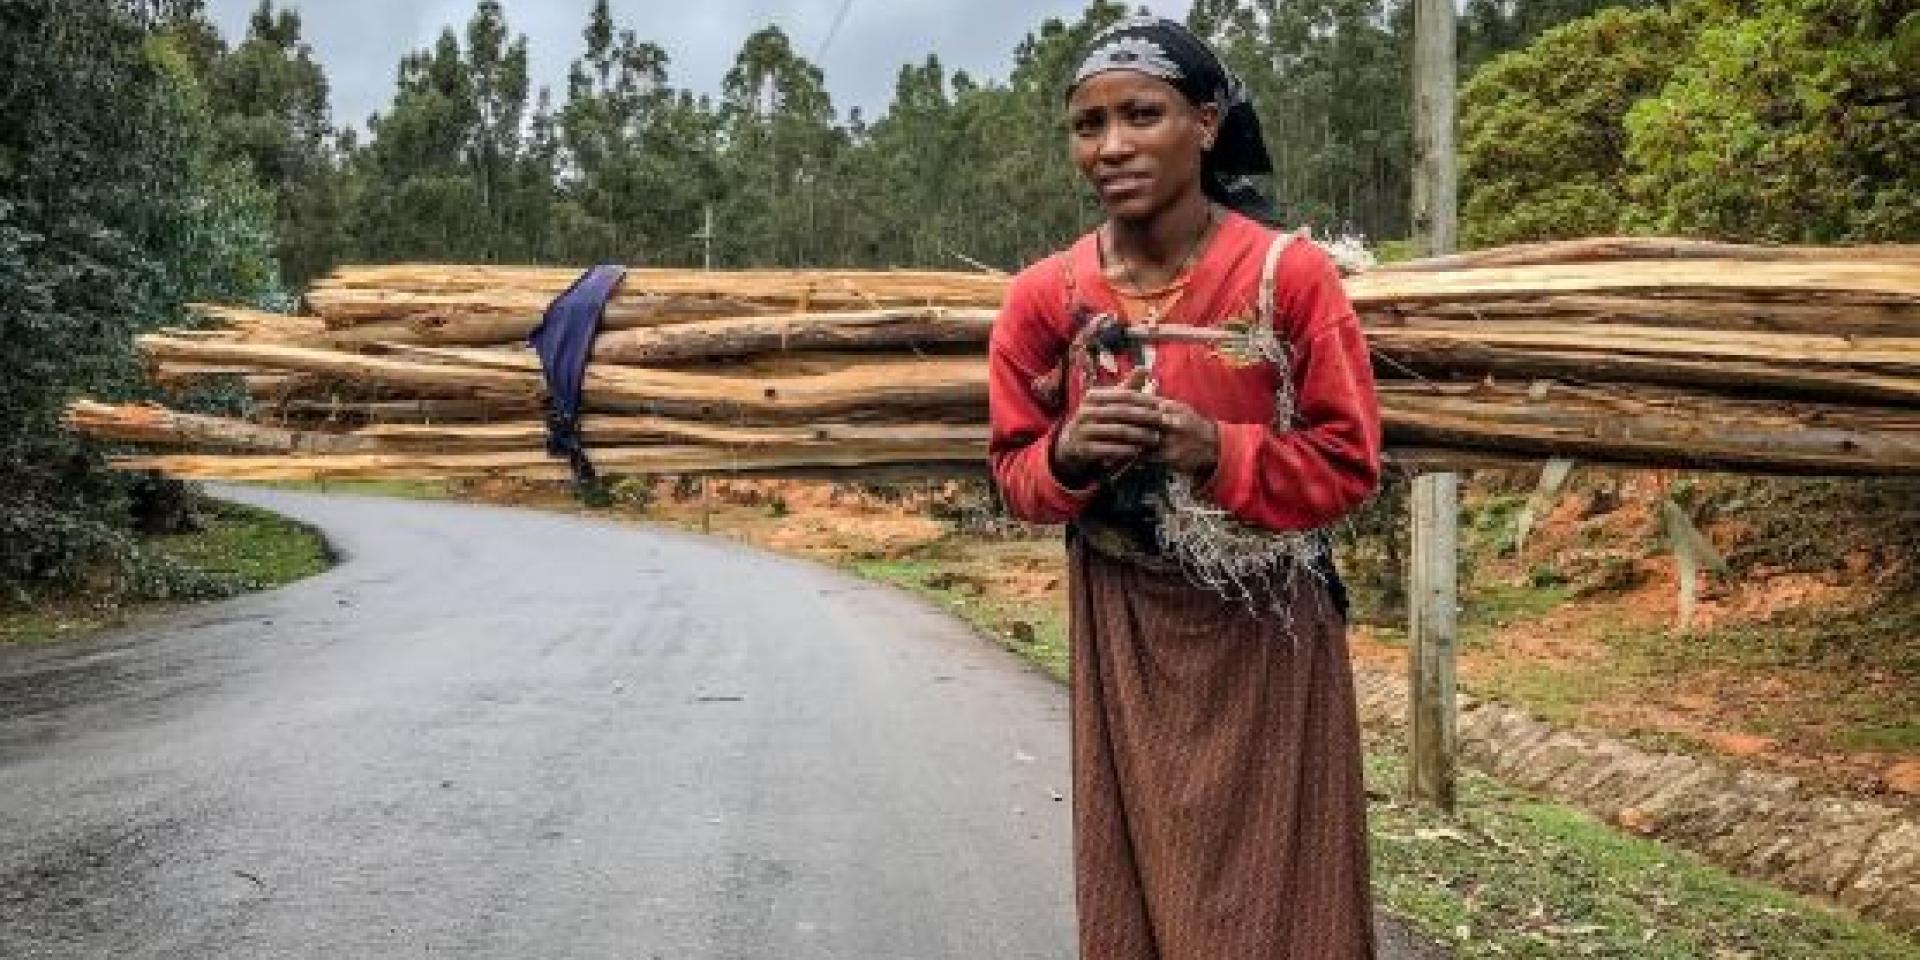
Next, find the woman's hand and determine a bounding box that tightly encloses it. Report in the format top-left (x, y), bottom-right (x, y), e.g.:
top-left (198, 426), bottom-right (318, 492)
top-left (1152, 397), bottom-right (1220, 478)
top-left (1051, 368), bottom-right (1164, 488)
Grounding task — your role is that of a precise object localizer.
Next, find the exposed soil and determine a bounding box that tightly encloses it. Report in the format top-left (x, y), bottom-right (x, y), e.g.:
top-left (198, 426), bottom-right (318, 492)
top-left (1414, 470), bottom-right (1919, 803)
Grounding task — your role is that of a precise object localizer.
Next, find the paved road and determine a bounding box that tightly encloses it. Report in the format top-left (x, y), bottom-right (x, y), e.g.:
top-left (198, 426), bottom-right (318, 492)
top-left (0, 487), bottom-right (1443, 959)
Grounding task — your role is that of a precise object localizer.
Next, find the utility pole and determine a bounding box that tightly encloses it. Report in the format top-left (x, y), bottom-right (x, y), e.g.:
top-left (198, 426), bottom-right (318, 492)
top-left (694, 204), bottom-right (715, 271)
top-left (1408, 0), bottom-right (1460, 812)
top-left (1412, 0), bottom-right (1458, 257)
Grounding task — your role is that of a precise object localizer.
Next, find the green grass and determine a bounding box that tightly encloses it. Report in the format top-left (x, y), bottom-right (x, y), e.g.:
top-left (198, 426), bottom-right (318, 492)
top-left (1375, 238), bottom-right (1425, 264)
top-left (144, 501), bottom-right (331, 590)
top-left (1603, 607), bottom-right (1920, 752)
top-left (1368, 754), bottom-right (1920, 958)
top-left (851, 552), bottom-right (1071, 682)
top-left (0, 500), bottom-right (330, 645)
top-left (257, 478), bottom-right (456, 500)
top-left (1460, 581), bottom-right (1574, 648)
top-left (1477, 661), bottom-right (1641, 728)
top-left (0, 609), bottom-right (112, 646)
top-left (1635, 606), bottom-right (1920, 678)
top-left (1837, 719), bottom-right (1920, 753)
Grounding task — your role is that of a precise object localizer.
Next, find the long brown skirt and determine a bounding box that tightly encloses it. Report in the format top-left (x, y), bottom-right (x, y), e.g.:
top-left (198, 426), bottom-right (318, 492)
top-left (1069, 536), bottom-right (1376, 960)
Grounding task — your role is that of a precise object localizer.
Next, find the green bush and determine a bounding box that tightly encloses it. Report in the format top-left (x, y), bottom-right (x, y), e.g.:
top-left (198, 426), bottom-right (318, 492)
top-left (0, 1), bottom-right (279, 606)
top-left (1459, 7), bottom-right (1692, 246)
top-left (1461, 0), bottom-right (1918, 246)
top-left (1623, 0), bottom-right (1919, 242)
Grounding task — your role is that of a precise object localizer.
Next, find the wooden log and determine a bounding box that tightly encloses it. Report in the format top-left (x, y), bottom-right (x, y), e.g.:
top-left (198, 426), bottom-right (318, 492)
top-left (661, 350), bottom-right (985, 378)
top-left (313, 259), bottom-right (1920, 322)
top-left (1117, 321), bottom-right (1920, 405)
top-left (1360, 295), bottom-right (1920, 337)
top-left (193, 304), bottom-right (546, 349)
top-left (64, 401), bottom-right (373, 454)
top-left (70, 396), bottom-right (1533, 474)
top-left (187, 304), bottom-right (330, 342)
top-left (590, 308), bottom-right (997, 364)
top-left (373, 313), bottom-right (1920, 409)
top-left (356, 417), bottom-right (988, 452)
top-left (109, 442), bottom-right (986, 482)
top-left (1362, 322), bottom-right (1920, 405)
top-left (134, 335), bottom-right (1920, 472)
top-left (150, 362), bottom-right (266, 387)
top-left (1378, 236), bottom-right (1920, 272)
top-left (268, 401), bottom-right (540, 425)
top-left (304, 267), bottom-right (1008, 328)
top-left (1371, 342), bottom-right (1920, 406)
top-left (81, 382), bottom-right (1920, 477)
top-left (1377, 381), bottom-right (1920, 475)
top-left (1346, 259), bottom-right (1920, 308)
top-left (138, 335), bottom-right (989, 423)
top-left (310, 264), bottom-right (1009, 298)
top-left (294, 254), bottom-right (1920, 350)
top-left (140, 335), bottom-right (531, 397)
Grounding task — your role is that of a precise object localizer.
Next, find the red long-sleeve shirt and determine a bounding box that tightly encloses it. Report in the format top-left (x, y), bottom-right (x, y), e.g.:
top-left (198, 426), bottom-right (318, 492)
top-left (987, 212), bottom-right (1382, 532)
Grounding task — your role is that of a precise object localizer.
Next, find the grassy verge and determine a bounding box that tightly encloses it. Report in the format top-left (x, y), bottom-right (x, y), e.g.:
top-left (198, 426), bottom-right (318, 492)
top-left (0, 499), bottom-right (330, 645)
top-left (1367, 753), bottom-right (1917, 958)
top-left (853, 551), bottom-right (1071, 682)
top-left (256, 478), bottom-right (457, 500)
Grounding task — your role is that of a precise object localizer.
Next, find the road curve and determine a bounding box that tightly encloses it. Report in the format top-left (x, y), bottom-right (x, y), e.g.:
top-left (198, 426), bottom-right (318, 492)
top-left (0, 486), bottom-right (1441, 959)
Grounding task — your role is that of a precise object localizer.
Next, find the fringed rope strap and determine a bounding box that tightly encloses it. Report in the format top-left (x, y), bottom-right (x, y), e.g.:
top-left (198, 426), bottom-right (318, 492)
top-left (1151, 229), bottom-right (1330, 612)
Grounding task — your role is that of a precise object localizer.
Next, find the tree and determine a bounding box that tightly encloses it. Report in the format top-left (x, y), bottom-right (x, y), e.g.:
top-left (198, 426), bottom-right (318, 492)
top-left (551, 0), bottom-right (720, 266)
top-left (1, 0), bottom-right (278, 600)
top-left (716, 26), bottom-right (843, 266)
top-left (174, 0), bottom-right (350, 285)
top-left (1459, 0), bottom-right (1655, 71)
top-left (1623, 0), bottom-right (1919, 242)
top-left (351, 2), bottom-right (551, 263)
top-left (463, 0), bottom-right (550, 260)
top-left (1191, 1), bottom-right (1413, 238)
top-left (1458, 6), bottom-right (1689, 245)
top-left (969, 1), bottom-right (1133, 266)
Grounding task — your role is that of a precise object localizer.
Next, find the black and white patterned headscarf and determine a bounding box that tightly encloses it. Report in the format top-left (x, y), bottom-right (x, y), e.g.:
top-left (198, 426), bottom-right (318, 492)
top-left (1069, 16), bottom-right (1278, 223)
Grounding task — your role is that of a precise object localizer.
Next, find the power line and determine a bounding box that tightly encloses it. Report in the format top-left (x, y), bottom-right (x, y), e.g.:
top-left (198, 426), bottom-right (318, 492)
top-left (817, 0), bottom-right (856, 61)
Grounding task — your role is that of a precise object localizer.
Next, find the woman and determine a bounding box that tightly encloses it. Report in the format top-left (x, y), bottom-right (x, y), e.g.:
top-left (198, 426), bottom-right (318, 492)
top-left (986, 17), bottom-right (1384, 960)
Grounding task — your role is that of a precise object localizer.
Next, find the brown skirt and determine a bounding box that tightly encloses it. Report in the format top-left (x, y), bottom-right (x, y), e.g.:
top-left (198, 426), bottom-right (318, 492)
top-left (1068, 536), bottom-right (1376, 960)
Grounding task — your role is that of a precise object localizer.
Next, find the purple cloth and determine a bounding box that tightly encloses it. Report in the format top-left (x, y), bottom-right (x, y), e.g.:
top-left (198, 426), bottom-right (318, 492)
top-left (527, 264), bottom-right (626, 487)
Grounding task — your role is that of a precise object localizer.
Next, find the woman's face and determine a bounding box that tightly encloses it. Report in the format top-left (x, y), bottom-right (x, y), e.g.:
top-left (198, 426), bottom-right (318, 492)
top-left (1067, 70), bottom-right (1219, 223)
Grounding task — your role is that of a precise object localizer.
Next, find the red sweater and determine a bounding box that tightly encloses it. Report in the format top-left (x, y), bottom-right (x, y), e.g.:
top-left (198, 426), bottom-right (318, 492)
top-left (987, 212), bottom-right (1382, 532)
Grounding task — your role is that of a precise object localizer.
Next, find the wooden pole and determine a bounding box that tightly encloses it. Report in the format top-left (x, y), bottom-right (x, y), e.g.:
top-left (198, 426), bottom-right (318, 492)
top-left (1408, 0), bottom-right (1460, 811)
top-left (1408, 472), bottom-right (1459, 810)
top-left (698, 204), bottom-right (715, 272)
top-left (1411, 0), bottom-right (1458, 259)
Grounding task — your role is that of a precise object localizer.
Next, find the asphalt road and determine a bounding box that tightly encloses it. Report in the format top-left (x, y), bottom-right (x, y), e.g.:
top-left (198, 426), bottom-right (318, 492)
top-left (0, 486), bottom-right (1443, 959)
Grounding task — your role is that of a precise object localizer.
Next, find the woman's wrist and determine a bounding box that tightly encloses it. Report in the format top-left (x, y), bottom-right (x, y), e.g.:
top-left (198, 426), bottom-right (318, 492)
top-left (1048, 426), bottom-right (1097, 491)
top-left (1191, 417), bottom-right (1220, 479)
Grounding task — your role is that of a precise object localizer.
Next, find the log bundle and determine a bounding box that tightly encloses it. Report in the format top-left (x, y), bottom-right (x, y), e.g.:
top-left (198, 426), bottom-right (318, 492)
top-left (66, 237), bottom-right (1920, 482)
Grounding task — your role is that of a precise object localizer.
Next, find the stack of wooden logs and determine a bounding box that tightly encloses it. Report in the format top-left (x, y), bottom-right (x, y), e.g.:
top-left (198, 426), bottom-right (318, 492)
top-left (67, 237), bottom-right (1920, 481)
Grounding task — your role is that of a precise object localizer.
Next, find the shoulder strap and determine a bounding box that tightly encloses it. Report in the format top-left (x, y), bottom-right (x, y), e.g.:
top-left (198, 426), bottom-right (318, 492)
top-left (1257, 227), bottom-right (1307, 331)
top-left (1059, 249), bottom-right (1080, 313)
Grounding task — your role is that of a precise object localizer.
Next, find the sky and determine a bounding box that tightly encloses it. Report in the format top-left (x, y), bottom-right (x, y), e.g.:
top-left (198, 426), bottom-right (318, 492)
top-left (204, 1), bottom-right (1196, 130)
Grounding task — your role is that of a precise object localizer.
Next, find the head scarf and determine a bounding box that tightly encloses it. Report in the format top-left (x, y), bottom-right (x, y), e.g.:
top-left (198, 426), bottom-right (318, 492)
top-left (1068, 16), bottom-right (1278, 224)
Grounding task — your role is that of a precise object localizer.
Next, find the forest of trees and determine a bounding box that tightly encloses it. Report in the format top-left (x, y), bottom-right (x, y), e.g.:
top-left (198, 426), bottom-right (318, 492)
top-left (150, 0), bottom-right (1651, 284)
top-left (2, 0), bottom-right (1913, 600)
